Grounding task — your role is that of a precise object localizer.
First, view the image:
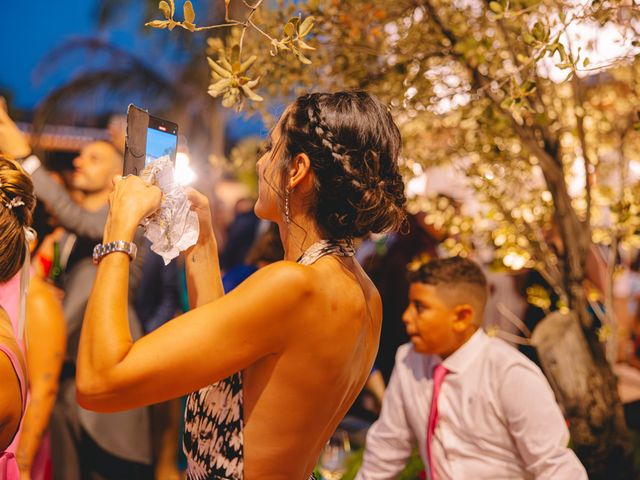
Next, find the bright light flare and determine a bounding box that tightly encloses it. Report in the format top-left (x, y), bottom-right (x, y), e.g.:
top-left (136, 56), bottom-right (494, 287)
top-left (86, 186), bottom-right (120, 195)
top-left (175, 152), bottom-right (196, 186)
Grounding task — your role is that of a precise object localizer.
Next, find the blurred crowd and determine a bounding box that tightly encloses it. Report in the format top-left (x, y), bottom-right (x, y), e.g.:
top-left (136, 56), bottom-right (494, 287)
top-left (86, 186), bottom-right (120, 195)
top-left (0, 101), bottom-right (639, 480)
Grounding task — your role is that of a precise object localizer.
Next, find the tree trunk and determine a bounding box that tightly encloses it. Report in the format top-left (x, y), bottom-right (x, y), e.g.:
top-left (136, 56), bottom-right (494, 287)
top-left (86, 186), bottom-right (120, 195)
top-left (532, 114), bottom-right (635, 478)
top-left (532, 306), bottom-right (634, 478)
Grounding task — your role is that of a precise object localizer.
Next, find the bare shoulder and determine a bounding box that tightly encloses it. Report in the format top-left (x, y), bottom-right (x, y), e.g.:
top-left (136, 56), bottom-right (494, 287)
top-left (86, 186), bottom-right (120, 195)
top-left (233, 260), bottom-right (316, 300)
top-left (27, 276), bottom-right (52, 305)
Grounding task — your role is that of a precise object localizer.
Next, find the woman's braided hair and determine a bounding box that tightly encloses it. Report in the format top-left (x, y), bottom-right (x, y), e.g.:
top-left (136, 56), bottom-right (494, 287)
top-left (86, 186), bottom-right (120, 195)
top-left (0, 155), bottom-right (36, 282)
top-left (279, 91), bottom-right (406, 238)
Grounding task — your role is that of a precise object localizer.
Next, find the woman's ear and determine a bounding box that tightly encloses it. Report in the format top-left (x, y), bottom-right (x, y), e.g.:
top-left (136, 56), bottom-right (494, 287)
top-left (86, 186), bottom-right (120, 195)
top-left (288, 153), bottom-right (313, 192)
top-left (451, 304), bottom-right (475, 333)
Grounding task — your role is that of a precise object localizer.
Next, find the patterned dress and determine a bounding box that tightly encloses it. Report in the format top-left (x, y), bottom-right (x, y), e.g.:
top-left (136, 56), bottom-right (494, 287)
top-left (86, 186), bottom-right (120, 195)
top-left (182, 239), bottom-right (354, 480)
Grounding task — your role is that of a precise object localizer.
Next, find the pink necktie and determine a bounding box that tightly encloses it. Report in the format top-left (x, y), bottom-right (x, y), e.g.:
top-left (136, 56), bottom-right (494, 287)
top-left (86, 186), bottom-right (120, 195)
top-left (427, 363), bottom-right (448, 480)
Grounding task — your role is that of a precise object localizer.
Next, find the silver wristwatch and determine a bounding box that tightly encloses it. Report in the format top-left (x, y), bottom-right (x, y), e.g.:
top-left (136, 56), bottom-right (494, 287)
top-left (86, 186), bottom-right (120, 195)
top-left (92, 240), bottom-right (138, 265)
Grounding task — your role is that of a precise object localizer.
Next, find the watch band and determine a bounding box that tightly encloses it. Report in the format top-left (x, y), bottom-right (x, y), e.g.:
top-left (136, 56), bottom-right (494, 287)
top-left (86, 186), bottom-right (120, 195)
top-left (92, 240), bottom-right (137, 265)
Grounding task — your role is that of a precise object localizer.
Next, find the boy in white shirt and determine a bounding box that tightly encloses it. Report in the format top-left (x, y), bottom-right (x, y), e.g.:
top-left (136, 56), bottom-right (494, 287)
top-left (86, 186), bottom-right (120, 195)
top-left (356, 257), bottom-right (587, 480)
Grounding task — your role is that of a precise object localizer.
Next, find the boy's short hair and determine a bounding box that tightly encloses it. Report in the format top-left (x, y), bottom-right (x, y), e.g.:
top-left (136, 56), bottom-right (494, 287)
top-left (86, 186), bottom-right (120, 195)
top-left (408, 257), bottom-right (488, 312)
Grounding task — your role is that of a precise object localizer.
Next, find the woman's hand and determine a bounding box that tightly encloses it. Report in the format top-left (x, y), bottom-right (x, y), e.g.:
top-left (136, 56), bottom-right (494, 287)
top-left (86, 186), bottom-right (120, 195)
top-left (0, 98), bottom-right (31, 159)
top-left (185, 187), bottom-right (214, 243)
top-left (105, 175), bottom-right (162, 242)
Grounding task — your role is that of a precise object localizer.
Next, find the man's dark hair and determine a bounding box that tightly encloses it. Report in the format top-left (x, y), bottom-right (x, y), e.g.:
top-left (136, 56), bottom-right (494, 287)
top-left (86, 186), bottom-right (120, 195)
top-left (408, 256), bottom-right (487, 288)
top-left (408, 257), bottom-right (488, 314)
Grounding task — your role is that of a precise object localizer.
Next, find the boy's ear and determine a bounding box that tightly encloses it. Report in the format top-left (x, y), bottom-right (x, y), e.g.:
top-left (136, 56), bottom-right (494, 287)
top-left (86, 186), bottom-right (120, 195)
top-left (451, 304), bottom-right (475, 332)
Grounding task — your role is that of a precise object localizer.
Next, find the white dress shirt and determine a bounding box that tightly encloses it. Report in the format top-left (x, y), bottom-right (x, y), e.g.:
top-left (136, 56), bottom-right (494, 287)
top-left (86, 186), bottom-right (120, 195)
top-left (356, 329), bottom-right (587, 480)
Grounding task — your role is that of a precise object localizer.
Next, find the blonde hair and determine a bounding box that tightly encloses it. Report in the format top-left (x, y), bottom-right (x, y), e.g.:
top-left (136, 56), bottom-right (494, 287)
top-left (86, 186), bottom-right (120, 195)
top-left (0, 156), bottom-right (36, 282)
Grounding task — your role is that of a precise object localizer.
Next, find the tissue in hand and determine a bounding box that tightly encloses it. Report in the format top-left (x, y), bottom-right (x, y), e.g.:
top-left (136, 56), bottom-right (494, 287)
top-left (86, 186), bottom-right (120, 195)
top-left (139, 156), bottom-right (199, 265)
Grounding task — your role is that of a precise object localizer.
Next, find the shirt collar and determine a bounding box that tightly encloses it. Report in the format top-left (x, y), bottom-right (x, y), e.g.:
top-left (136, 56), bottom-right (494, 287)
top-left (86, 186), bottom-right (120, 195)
top-left (440, 329), bottom-right (488, 374)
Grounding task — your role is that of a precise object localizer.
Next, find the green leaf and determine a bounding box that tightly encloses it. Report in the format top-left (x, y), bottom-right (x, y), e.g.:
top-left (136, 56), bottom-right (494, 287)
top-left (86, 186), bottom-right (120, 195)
top-left (297, 39), bottom-right (316, 51)
top-left (207, 57), bottom-right (233, 78)
top-left (489, 1), bottom-right (503, 14)
top-left (146, 20), bottom-right (170, 29)
top-left (222, 94), bottom-right (237, 108)
top-left (218, 52), bottom-right (233, 71)
top-left (241, 84), bottom-right (264, 102)
top-left (522, 80), bottom-right (536, 94)
top-left (298, 16), bottom-right (315, 37)
top-left (231, 45), bottom-right (241, 62)
top-left (284, 21), bottom-right (296, 37)
top-left (295, 49), bottom-right (312, 65)
top-left (245, 77), bottom-right (260, 89)
top-left (532, 22), bottom-right (547, 42)
top-left (239, 55), bottom-right (257, 73)
top-left (500, 97), bottom-right (513, 109)
top-left (183, 1), bottom-right (195, 24)
top-left (522, 33), bottom-right (535, 45)
top-left (159, 1), bottom-right (171, 19)
top-left (582, 57), bottom-right (590, 68)
top-left (277, 40), bottom-right (290, 51)
top-left (208, 78), bottom-right (233, 97)
top-left (557, 43), bottom-right (568, 62)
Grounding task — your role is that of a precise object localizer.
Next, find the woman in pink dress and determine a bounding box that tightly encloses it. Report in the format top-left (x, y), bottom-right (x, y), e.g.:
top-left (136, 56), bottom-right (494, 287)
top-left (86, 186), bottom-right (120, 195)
top-left (0, 156), bottom-right (35, 479)
top-left (0, 156), bottom-right (65, 480)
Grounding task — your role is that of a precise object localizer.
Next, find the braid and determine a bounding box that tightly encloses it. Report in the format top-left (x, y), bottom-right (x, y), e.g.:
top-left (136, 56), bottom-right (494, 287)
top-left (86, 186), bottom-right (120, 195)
top-left (305, 94), bottom-right (375, 188)
top-left (306, 95), bottom-right (354, 172)
top-left (280, 91), bottom-right (406, 239)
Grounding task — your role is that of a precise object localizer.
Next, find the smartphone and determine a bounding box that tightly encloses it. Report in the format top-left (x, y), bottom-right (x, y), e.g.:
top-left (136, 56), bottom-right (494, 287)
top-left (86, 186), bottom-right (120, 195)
top-left (123, 104), bottom-right (178, 176)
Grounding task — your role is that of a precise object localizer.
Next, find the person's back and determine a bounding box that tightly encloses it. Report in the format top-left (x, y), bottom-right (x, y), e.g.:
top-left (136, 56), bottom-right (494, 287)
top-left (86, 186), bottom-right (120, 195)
top-left (242, 254), bottom-right (381, 478)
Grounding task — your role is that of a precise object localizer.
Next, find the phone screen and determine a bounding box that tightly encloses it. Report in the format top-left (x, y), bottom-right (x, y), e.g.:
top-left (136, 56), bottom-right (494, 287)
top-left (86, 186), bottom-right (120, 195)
top-left (145, 125), bottom-right (177, 167)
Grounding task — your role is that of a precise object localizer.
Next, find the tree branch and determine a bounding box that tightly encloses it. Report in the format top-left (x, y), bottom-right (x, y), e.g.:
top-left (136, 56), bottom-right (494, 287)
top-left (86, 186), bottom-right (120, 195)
top-left (423, 0), bottom-right (591, 319)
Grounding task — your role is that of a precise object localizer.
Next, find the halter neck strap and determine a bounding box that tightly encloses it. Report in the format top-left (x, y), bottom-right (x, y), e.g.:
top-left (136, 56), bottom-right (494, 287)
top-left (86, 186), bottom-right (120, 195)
top-left (296, 239), bottom-right (355, 266)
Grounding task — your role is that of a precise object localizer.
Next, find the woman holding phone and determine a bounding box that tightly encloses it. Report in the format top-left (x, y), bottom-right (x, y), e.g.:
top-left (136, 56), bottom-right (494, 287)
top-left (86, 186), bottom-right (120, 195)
top-left (77, 91), bottom-right (406, 480)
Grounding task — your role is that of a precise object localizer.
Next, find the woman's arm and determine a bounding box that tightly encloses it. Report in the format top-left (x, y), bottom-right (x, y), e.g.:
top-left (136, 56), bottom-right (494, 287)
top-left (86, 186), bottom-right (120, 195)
top-left (184, 188), bottom-right (224, 308)
top-left (76, 176), bottom-right (309, 412)
top-left (17, 277), bottom-right (66, 475)
top-left (77, 254), bottom-right (309, 412)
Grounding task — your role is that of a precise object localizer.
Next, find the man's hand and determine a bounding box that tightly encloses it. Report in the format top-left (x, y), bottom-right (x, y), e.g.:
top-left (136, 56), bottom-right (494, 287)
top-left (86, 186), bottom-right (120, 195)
top-left (0, 98), bottom-right (31, 159)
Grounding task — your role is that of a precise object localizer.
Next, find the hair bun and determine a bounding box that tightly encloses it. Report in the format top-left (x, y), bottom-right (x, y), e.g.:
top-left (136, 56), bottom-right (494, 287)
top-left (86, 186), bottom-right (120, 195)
top-left (0, 156), bottom-right (36, 282)
top-left (282, 91), bottom-right (406, 239)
